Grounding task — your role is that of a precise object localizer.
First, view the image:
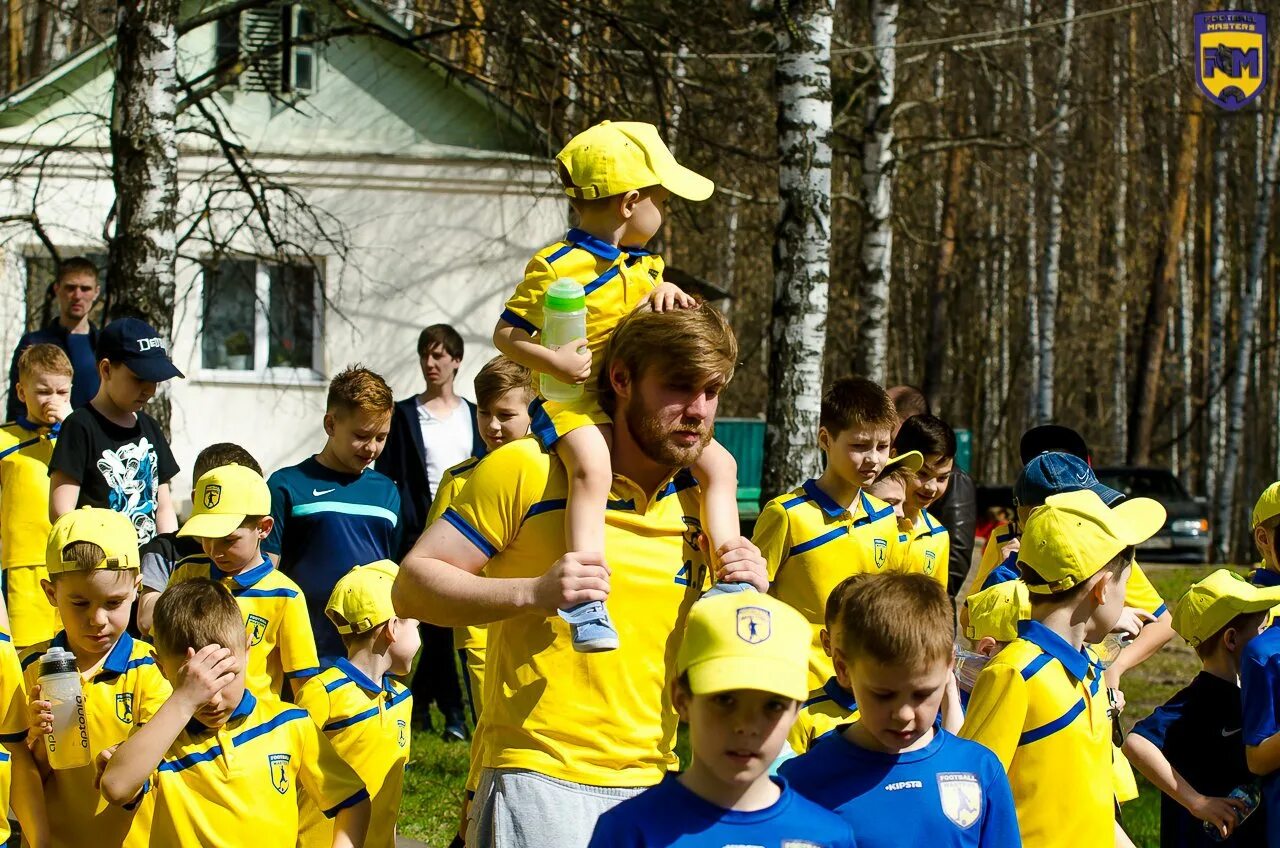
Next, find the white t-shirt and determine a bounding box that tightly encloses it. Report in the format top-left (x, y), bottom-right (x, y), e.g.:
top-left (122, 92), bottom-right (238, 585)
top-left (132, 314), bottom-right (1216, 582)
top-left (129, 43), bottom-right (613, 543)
top-left (418, 397), bottom-right (474, 495)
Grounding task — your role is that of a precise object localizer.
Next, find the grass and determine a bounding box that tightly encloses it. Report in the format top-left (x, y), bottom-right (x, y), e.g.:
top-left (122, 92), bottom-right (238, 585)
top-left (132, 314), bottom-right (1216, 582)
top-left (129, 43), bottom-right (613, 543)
top-left (397, 563), bottom-right (1228, 847)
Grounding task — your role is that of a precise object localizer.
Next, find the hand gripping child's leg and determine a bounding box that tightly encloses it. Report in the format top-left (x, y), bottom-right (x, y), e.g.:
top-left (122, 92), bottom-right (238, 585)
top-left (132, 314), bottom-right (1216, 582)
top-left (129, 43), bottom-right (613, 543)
top-left (690, 438), bottom-right (753, 597)
top-left (555, 423), bottom-right (619, 651)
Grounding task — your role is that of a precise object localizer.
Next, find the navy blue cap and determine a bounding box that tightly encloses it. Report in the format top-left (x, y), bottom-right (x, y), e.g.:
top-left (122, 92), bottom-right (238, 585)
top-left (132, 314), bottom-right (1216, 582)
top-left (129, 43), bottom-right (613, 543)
top-left (1014, 452), bottom-right (1123, 508)
top-left (95, 318), bottom-right (184, 382)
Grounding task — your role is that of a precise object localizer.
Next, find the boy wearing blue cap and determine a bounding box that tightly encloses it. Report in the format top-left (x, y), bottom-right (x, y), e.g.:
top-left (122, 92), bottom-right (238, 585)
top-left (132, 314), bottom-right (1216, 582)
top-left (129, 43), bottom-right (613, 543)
top-left (48, 317), bottom-right (182, 546)
top-left (587, 593), bottom-right (857, 848)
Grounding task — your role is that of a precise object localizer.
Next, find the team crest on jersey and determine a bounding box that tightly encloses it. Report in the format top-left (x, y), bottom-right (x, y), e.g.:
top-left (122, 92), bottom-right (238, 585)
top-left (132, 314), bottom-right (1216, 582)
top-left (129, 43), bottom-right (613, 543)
top-left (681, 516), bottom-right (703, 551)
top-left (1194, 11), bottom-right (1268, 110)
top-left (397, 719), bottom-right (408, 748)
top-left (246, 614), bottom-right (269, 646)
top-left (937, 772), bottom-right (982, 829)
top-left (924, 550), bottom-right (937, 574)
top-left (115, 693), bottom-right (134, 724)
top-left (269, 753), bottom-right (291, 794)
top-left (202, 484), bottom-right (221, 509)
top-left (873, 538), bottom-right (888, 568)
top-left (736, 606), bottom-right (770, 644)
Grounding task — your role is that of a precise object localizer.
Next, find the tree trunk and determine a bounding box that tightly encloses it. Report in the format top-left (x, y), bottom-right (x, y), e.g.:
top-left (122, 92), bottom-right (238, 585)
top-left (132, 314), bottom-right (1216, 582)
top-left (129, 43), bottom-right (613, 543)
top-left (1020, 0), bottom-right (1040, 425)
top-left (922, 81), bottom-right (966, 404)
top-left (107, 0), bottom-right (179, 336)
top-left (852, 0), bottom-right (897, 383)
top-left (1215, 109), bottom-right (1280, 562)
top-left (1205, 124), bottom-right (1229, 502)
top-left (763, 0), bottom-right (834, 499)
top-left (1127, 91), bottom-right (1201, 464)
top-left (1110, 22), bottom-right (1129, 462)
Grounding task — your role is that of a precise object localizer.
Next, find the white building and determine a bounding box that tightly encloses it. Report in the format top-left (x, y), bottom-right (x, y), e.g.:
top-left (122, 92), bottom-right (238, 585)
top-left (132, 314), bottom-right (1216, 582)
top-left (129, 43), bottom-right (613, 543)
top-left (0, 0), bottom-right (562, 502)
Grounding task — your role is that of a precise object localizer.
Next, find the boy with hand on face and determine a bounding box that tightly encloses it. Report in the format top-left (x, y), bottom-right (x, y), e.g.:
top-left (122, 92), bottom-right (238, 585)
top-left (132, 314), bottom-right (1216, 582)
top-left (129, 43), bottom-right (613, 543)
top-left (587, 593), bottom-right (857, 848)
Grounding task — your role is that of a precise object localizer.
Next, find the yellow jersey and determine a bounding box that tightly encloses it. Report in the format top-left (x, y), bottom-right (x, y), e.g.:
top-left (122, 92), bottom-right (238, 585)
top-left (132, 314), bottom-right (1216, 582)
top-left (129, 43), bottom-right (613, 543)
top-left (168, 554), bottom-right (319, 700)
top-left (901, 508), bottom-right (949, 587)
top-left (787, 678), bottom-right (859, 756)
top-left (0, 419), bottom-right (55, 569)
top-left (430, 457), bottom-right (487, 656)
top-left (134, 690), bottom-right (368, 847)
top-left (21, 631), bottom-right (170, 848)
top-left (755, 481), bottom-right (904, 688)
top-left (295, 660), bottom-right (412, 848)
top-left (443, 438), bottom-right (707, 787)
top-left (0, 633), bottom-right (28, 846)
top-left (959, 619), bottom-right (1113, 847)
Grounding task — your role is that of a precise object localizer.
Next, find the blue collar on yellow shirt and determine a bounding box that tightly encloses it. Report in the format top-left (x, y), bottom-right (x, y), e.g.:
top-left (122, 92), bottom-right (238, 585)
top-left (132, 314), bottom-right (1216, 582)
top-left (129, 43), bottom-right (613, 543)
top-left (186, 689), bottom-right (257, 736)
top-left (1017, 619), bottom-right (1092, 683)
top-left (1253, 568), bottom-right (1280, 588)
top-left (565, 228), bottom-right (653, 262)
top-left (51, 629), bottom-right (135, 676)
top-left (332, 657), bottom-right (395, 696)
top-left (822, 677), bottom-right (858, 712)
top-left (210, 555), bottom-right (274, 589)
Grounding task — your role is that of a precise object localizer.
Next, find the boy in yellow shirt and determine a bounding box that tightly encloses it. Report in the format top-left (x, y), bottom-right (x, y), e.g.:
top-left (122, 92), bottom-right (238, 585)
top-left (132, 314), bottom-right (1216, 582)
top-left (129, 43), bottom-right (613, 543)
top-left (754, 375), bottom-right (903, 688)
top-left (494, 120), bottom-right (741, 652)
top-left (25, 507), bottom-right (171, 848)
top-left (1248, 482), bottom-right (1280, 620)
top-left (0, 344), bottom-right (72, 647)
top-left (296, 561), bottom-right (418, 848)
top-left (785, 574), bottom-right (861, 757)
top-left (0, 622), bottom-right (46, 847)
top-left (169, 464), bottom-right (319, 700)
top-left (891, 414), bottom-right (954, 587)
top-left (100, 579), bottom-right (371, 847)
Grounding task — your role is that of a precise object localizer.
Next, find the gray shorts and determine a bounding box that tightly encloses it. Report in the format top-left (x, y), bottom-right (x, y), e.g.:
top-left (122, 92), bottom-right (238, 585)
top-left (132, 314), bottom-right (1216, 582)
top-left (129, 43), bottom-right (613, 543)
top-left (466, 767), bottom-right (645, 848)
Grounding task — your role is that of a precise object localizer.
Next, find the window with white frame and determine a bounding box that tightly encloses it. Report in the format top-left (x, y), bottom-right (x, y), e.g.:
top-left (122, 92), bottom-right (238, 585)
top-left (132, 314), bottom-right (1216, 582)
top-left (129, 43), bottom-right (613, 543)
top-left (201, 258), bottom-right (321, 373)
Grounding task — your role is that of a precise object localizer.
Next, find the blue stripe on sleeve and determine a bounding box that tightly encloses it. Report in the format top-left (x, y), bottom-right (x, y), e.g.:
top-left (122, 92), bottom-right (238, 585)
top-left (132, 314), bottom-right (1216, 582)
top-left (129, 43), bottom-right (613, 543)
top-left (286, 667), bottom-right (321, 679)
top-left (1153, 603), bottom-right (1168, 618)
top-left (442, 508), bottom-right (498, 558)
top-left (323, 787), bottom-right (371, 818)
top-left (500, 308), bottom-right (539, 335)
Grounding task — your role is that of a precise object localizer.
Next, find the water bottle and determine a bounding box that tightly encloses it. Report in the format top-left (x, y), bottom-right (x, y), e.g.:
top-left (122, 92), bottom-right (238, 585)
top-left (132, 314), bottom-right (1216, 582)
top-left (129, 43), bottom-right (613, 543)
top-left (1093, 632), bottom-right (1134, 670)
top-left (38, 647), bottom-right (90, 770)
top-left (954, 647), bottom-right (989, 692)
top-left (539, 279), bottom-right (588, 402)
top-left (1204, 784), bottom-right (1261, 841)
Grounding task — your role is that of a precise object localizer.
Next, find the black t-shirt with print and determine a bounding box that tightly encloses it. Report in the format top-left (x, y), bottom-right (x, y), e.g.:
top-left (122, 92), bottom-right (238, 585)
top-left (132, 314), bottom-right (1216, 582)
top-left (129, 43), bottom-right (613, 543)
top-left (49, 404), bottom-right (179, 545)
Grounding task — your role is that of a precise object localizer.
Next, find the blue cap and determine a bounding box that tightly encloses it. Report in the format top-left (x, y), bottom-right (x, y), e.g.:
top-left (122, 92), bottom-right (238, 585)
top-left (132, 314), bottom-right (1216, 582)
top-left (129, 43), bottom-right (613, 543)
top-left (1014, 451), bottom-right (1123, 508)
top-left (95, 318), bottom-right (184, 382)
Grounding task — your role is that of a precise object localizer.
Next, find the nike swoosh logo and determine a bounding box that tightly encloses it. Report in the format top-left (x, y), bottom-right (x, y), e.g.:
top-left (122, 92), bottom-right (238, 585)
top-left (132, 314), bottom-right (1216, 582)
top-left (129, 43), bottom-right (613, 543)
top-left (312, 488), bottom-right (336, 497)
top-left (1222, 728), bottom-right (1242, 737)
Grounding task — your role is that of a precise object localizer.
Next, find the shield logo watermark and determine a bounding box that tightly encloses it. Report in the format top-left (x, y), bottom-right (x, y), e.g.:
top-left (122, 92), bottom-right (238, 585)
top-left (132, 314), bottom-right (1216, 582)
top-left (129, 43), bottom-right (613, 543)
top-left (937, 772), bottom-right (983, 829)
top-left (1195, 11), bottom-right (1268, 110)
top-left (736, 606), bottom-right (771, 644)
top-left (203, 484), bottom-right (222, 509)
top-left (246, 614), bottom-right (269, 647)
top-left (115, 693), bottom-right (134, 724)
top-left (924, 550), bottom-right (938, 575)
top-left (268, 753), bottom-right (291, 794)
top-left (873, 538), bottom-right (888, 568)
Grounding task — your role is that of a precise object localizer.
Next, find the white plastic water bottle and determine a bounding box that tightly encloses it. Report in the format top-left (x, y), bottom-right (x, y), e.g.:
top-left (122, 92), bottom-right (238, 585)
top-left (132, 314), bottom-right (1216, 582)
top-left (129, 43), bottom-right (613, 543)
top-left (953, 647), bottom-right (989, 692)
top-left (540, 278), bottom-right (588, 403)
top-left (38, 647), bottom-right (90, 770)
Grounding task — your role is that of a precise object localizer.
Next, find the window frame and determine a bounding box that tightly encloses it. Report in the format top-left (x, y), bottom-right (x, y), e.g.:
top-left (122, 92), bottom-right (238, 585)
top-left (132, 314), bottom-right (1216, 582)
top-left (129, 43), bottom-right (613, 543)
top-left (281, 4), bottom-right (317, 95)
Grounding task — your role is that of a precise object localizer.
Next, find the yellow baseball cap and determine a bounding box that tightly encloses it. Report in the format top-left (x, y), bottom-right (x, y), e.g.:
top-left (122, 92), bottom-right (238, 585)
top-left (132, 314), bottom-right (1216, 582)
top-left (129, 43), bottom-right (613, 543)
top-left (556, 121), bottom-right (714, 202)
top-left (1019, 489), bottom-right (1166, 594)
top-left (883, 450), bottom-right (924, 475)
top-left (1253, 482), bottom-right (1280, 529)
top-left (964, 580), bottom-right (1030, 643)
top-left (1173, 569), bottom-right (1280, 646)
top-left (46, 507), bottom-right (140, 574)
top-left (677, 593), bottom-right (810, 701)
top-left (179, 464), bottom-right (271, 539)
top-left (326, 560), bottom-right (400, 635)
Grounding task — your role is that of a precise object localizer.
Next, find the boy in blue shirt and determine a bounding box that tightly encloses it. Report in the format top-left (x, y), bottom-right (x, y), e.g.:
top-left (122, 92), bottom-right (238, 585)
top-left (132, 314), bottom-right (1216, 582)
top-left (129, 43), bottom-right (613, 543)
top-left (781, 573), bottom-right (1019, 846)
top-left (587, 593), bottom-right (857, 848)
top-left (1239, 481), bottom-right (1280, 845)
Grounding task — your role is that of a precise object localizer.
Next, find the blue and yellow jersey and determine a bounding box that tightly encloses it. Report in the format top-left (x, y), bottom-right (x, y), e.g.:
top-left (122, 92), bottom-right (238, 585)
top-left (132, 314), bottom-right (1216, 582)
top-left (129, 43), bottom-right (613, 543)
top-left (754, 480), bottom-right (904, 688)
top-left (168, 554), bottom-right (319, 700)
top-left (1250, 567), bottom-right (1280, 624)
top-left (0, 632), bottom-right (27, 846)
top-left (295, 659), bottom-right (412, 848)
top-left (900, 508), bottom-right (949, 587)
top-left (442, 438), bottom-right (708, 788)
top-left (0, 419), bottom-right (60, 646)
top-left (787, 677), bottom-right (859, 756)
top-left (429, 458), bottom-right (487, 657)
top-left (134, 690), bottom-right (368, 848)
top-left (959, 619), bottom-right (1113, 847)
top-left (22, 631), bottom-right (170, 848)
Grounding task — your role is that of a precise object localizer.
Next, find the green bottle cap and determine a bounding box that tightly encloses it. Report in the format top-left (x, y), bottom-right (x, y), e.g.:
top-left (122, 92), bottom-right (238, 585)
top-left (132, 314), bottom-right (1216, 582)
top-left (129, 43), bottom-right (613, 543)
top-left (545, 278), bottom-right (586, 312)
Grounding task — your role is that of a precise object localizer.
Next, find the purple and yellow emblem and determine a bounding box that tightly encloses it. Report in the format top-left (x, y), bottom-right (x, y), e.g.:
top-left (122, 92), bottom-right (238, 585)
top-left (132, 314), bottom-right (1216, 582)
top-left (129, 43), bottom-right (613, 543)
top-left (1194, 11), bottom-right (1268, 110)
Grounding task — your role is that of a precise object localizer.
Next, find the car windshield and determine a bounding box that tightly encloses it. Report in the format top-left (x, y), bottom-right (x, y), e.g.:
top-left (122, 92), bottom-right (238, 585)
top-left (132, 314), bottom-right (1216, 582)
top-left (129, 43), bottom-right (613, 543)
top-left (1096, 470), bottom-right (1189, 500)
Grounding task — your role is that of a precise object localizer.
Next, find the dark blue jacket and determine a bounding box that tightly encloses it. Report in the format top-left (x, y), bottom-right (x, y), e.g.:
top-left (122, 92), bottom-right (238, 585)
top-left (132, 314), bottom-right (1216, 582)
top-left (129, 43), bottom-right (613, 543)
top-left (375, 395), bottom-right (485, 558)
top-left (6, 319), bottom-right (100, 420)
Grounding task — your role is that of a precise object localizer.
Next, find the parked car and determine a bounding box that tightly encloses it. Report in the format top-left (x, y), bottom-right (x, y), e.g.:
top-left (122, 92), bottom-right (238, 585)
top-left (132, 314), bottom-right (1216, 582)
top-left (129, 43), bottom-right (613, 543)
top-left (1094, 467), bottom-right (1211, 563)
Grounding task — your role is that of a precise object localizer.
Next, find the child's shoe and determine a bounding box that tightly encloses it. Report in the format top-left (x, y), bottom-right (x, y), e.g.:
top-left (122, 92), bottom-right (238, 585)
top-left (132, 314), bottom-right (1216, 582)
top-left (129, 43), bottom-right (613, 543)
top-left (558, 600), bottom-right (620, 652)
top-left (702, 581), bottom-right (757, 598)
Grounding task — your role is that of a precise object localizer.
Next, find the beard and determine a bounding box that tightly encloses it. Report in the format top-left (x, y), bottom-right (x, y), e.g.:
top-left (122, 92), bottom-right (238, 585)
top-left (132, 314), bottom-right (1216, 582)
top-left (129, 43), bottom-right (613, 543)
top-left (625, 401), bottom-right (712, 468)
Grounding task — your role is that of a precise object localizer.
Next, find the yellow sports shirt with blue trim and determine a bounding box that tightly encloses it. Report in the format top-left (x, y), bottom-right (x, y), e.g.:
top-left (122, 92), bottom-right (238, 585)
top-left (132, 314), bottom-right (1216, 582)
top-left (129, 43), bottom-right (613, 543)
top-left (296, 659), bottom-right (412, 848)
top-left (429, 457), bottom-right (487, 656)
top-left (959, 619), bottom-right (1113, 847)
top-left (133, 690), bottom-right (368, 848)
top-left (900, 508), bottom-right (949, 586)
top-left (168, 554), bottom-right (319, 700)
top-left (787, 677), bottom-right (859, 755)
top-left (442, 438), bottom-right (707, 787)
top-left (21, 631), bottom-right (170, 848)
top-left (0, 419), bottom-right (56, 569)
top-left (0, 632), bottom-right (27, 846)
top-left (754, 480), bottom-right (904, 688)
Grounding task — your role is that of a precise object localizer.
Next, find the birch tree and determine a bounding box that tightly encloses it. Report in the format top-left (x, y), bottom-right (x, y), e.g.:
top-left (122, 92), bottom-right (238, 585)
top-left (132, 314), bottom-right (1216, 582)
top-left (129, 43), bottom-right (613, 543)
top-left (852, 0), bottom-right (897, 384)
top-left (1110, 25), bottom-right (1129, 459)
top-left (1205, 125), bottom-right (1230, 503)
top-left (1021, 0), bottom-right (1041, 424)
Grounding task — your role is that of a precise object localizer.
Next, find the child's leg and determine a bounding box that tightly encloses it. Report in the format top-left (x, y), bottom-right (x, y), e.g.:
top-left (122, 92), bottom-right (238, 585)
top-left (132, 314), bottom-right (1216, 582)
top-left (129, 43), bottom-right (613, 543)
top-left (555, 424), bottom-right (619, 652)
top-left (690, 438), bottom-right (741, 572)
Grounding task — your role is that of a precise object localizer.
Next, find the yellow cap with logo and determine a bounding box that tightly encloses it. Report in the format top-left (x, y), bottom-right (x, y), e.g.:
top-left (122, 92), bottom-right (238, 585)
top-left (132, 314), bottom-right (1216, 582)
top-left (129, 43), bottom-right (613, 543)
top-left (882, 450), bottom-right (924, 476)
top-left (1019, 489), bottom-right (1166, 594)
top-left (46, 507), bottom-right (140, 574)
top-left (677, 593), bottom-right (810, 701)
top-left (964, 580), bottom-right (1030, 643)
top-left (326, 560), bottom-right (400, 635)
top-left (1173, 568), bottom-right (1280, 646)
top-left (556, 121), bottom-right (714, 202)
top-left (179, 464), bottom-right (271, 539)
top-left (1253, 482), bottom-right (1280, 529)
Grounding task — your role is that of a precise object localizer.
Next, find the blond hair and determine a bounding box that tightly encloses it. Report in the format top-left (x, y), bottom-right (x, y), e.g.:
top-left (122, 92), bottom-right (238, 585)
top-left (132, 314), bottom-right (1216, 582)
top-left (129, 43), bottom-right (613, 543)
top-left (152, 579), bottom-right (245, 659)
top-left (327, 365), bottom-right (393, 417)
top-left (474, 355), bottom-right (533, 409)
top-left (17, 343), bottom-right (72, 383)
top-left (837, 573), bottom-right (953, 669)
